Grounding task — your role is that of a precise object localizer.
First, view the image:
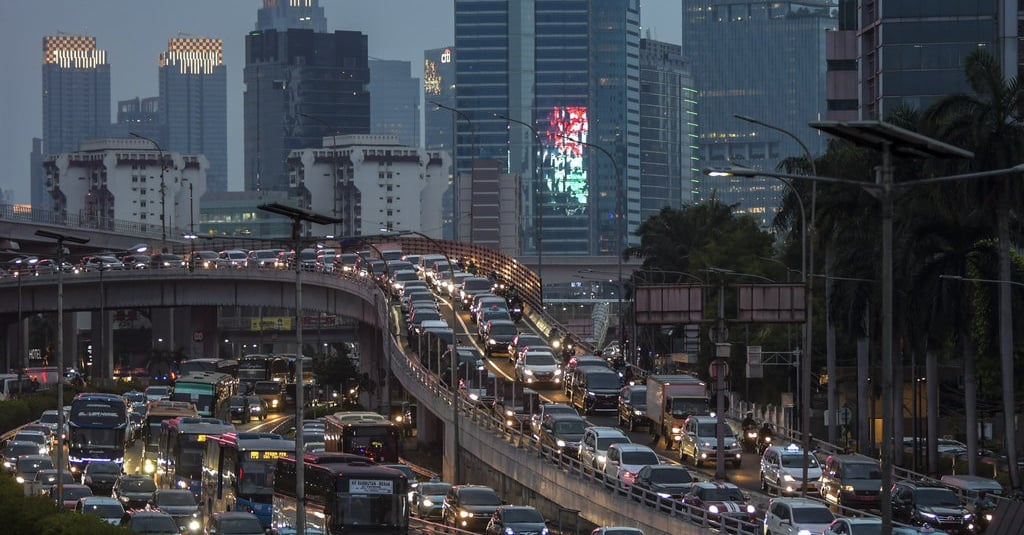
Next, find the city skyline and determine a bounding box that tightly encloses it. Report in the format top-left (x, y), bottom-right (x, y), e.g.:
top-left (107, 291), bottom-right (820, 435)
top-left (0, 1), bottom-right (683, 205)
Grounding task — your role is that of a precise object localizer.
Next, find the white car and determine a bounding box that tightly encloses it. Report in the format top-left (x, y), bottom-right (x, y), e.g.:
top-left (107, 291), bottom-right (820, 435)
top-left (764, 497), bottom-right (835, 535)
top-left (514, 350), bottom-right (562, 386)
top-left (578, 427), bottom-right (631, 473)
top-left (603, 443), bottom-right (659, 489)
top-left (760, 443), bottom-right (823, 495)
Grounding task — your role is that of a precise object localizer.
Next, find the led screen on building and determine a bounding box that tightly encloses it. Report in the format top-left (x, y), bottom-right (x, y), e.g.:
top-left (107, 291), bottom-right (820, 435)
top-left (544, 106), bottom-right (588, 214)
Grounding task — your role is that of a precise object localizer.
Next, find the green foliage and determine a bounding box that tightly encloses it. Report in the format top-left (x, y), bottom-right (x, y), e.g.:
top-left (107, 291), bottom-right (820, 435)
top-left (312, 344), bottom-right (360, 390)
top-left (0, 389), bottom-right (62, 436)
top-left (0, 472), bottom-right (126, 534)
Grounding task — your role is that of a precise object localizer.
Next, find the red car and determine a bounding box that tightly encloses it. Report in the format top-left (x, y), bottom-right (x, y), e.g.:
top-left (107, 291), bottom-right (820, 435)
top-left (51, 483), bottom-right (93, 510)
top-left (682, 481), bottom-right (756, 527)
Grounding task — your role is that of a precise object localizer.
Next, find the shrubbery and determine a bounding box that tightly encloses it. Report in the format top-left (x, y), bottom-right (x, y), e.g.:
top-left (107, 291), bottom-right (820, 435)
top-left (0, 472), bottom-right (126, 534)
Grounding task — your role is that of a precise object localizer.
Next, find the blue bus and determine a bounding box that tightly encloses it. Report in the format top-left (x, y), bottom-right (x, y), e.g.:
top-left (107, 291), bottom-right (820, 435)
top-left (201, 432), bottom-right (292, 526)
top-left (171, 371), bottom-right (236, 418)
top-left (272, 454), bottom-right (409, 535)
top-left (158, 417), bottom-right (234, 497)
top-left (68, 393), bottom-right (129, 474)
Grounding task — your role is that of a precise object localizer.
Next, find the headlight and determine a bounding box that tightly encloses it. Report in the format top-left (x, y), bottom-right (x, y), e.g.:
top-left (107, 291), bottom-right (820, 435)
top-left (188, 519), bottom-right (201, 531)
top-left (15, 476), bottom-right (24, 484)
top-left (745, 504), bottom-right (756, 514)
top-left (842, 484), bottom-right (855, 492)
top-left (963, 513), bottom-right (972, 520)
top-left (985, 513), bottom-right (993, 521)
top-left (422, 498), bottom-right (434, 507)
top-left (671, 426), bottom-right (681, 434)
top-left (524, 369), bottom-right (534, 376)
top-left (556, 439), bottom-right (566, 448)
top-left (920, 511), bottom-right (938, 519)
top-left (505, 410), bottom-right (514, 417)
top-left (271, 399), bottom-right (279, 407)
top-left (39, 447), bottom-right (49, 455)
top-left (554, 369), bottom-right (562, 376)
top-left (597, 455), bottom-right (606, 464)
top-left (783, 474), bottom-right (796, 482)
top-left (633, 410), bottom-right (643, 416)
top-left (3, 461), bottom-right (11, 468)
top-left (656, 492), bottom-right (671, 499)
top-left (798, 530), bottom-right (812, 535)
top-left (505, 528), bottom-right (515, 535)
top-left (459, 510), bottom-right (472, 518)
top-left (488, 338), bottom-right (498, 345)
top-left (144, 459), bottom-right (155, 474)
top-left (178, 480), bottom-right (188, 489)
top-left (709, 505), bottom-right (720, 515)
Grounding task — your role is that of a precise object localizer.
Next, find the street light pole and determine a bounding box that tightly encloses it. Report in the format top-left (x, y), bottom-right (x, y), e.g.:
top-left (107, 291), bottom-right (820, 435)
top-left (130, 133), bottom-right (168, 249)
top-left (495, 112), bottom-right (545, 304)
top-left (35, 229), bottom-right (89, 511)
top-left (430, 101), bottom-right (475, 243)
top-left (257, 203), bottom-right (339, 535)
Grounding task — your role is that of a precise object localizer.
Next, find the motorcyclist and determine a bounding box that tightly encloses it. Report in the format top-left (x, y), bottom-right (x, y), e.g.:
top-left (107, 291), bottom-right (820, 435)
top-left (742, 412), bottom-right (757, 430)
top-left (757, 422), bottom-right (775, 453)
top-left (741, 412), bottom-right (758, 452)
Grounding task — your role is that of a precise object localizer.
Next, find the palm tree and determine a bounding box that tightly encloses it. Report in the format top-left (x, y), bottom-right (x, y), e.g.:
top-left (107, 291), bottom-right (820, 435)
top-left (925, 49), bottom-right (1024, 488)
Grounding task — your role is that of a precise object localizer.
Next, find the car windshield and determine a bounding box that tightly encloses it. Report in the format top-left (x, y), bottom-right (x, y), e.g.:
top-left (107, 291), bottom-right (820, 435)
top-left (83, 502), bottom-right (123, 517)
top-left (503, 508), bottom-right (544, 523)
top-left (553, 420), bottom-right (587, 435)
top-left (18, 457), bottom-right (52, 472)
top-left (701, 488), bottom-right (745, 502)
top-left (620, 451), bottom-right (659, 465)
top-left (524, 354), bottom-right (556, 366)
top-left (629, 390), bottom-right (646, 405)
top-left (157, 492), bottom-right (196, 506)
top-left (88, 462), bottom-right (120, 474)
top-left (782, 454), bottom-right (820, 468)
top-left (844, 463), bottom-right (881, 479)
top-left (696, 423), bottom-right (736, 437)
top-left (5, 442), bottom-right (39, 457)
top-left (121, 478), bottom-right (156, 492)
top-left (220, 517), bottom-right (264, 534)
top-left (595, 437), bottom-right (629, 450)
top-left (460, 488), bottom-right (501, 505)
top-left (487, 323), bottom-right (517, 337)
top-left (228, 251), bottom-right (247, 260)
top-left (419, 483), bottom-right (451, 495)
top-left (230, 397), bottom-right (245, 407)
top-left (791, 507), bottom-right (835, 524)
top-left (648, 468), bottom-right (692, 484)
top-left (586, 373), bottom-right (621, 390)
top-left (255, 251), bottom-right (276, 259)
top-left (543, 406), bottom-right (576, 418)
top-left (915, 488), bottom-right (963, 506)
top-left (131, 515), bottom-right (178, 533)
top-left (39, 411), bottom-right (60, 424)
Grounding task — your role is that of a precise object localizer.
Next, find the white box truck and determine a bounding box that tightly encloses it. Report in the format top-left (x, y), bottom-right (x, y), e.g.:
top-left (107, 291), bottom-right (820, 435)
top-left (646, 374), bottom-right (709, 448)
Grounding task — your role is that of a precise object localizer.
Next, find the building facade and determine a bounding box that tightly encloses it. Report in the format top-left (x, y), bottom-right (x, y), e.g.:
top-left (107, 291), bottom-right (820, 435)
top-left (369, 59), bottom-right (420, 149)
top-left (40, 34), bottom-right (111, 212)
top-left (639, 38), bottom-right (699, 220)
top-left (423, 46), bottom-right (457, 239)
top-left (682, 0), bottom-right (836, 227)
top-left (160, 37), bottom-right (228, 193)
top-left (43, 138), bottom-right (207, 238)
top-left (199, 190), bottom-right (292, 239)
top-left (287, 135), bottom-right (449, 238)
top-left (453, 0), bottom-right (640, 258)
top-left (243, 28), bottom-right (370, 194)
top-left (255, 0), bottom-right (327, 33)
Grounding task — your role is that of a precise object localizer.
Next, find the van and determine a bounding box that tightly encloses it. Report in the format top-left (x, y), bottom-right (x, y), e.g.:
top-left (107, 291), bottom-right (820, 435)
top-left (818, 453), bottom-right (882, 509)
top-left (940, 474), bottom-right (1004, 502)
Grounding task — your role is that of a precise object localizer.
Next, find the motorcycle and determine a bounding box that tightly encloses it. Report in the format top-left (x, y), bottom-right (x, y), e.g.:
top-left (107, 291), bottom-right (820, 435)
top-left (755, 427), bottom-right (775, 455)
top-left (742, 424), bottom-right (759, 453)
top-left (510, 303), bottom-right (523, 322)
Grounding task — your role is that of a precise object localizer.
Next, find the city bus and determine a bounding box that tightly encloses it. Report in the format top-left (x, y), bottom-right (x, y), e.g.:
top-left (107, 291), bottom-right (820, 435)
top-left (141, 400), bottom-right (198, 475)
top-left (271, 454), bottom-right (409, 535)
top-left (67, 393), bottom-right (129, 474)
top-left (201, 432), bottom-right (292, 527)
top-left (178, 358), bottom-right (239, 378)
top-left (237, 354), bottom-right (290, 386)
top-left (323, 415), bottom-right (403, 463)
top-left (157, 416), bottom-right (234, 496)
top-left (170, 371), bottom-right (236, 418)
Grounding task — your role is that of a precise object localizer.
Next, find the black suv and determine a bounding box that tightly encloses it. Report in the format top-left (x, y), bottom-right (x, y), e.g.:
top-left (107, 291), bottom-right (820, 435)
top-left (568, 368), bottom-right (621, 415)
top-left (891, 480), bottom-right (977, 534)
top-left (442, 484), bottom-right (503, 533)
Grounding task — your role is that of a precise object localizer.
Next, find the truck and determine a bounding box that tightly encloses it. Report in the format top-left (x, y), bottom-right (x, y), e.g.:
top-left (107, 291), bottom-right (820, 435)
top-left (646, 374), bottom-right (709, 448)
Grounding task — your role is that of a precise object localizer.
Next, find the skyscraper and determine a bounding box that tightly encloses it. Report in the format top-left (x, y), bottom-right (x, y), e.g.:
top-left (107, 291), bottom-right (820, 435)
top-left (369, 59), bottom-right (420, 149)
top-left (160, 36), bottom-right (228, 193)
top-left (41, 34), bottom-right (111, 211)
top-left (682, 1), bottom-right (836, 227)
top-left (424, 46), bottom-right (457, 239)
top-left (639, 38), bottom-right (699, 220)
top-left (256, 0), bottom-right (327, 33)
top-left (453, 0), bottom-right (640, 257)
top-left (243, 28), bottom-right (370, 193)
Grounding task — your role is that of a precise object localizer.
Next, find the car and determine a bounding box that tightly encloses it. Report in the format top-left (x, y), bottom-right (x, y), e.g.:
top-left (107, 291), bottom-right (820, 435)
top-left (825, 517), bottom-right (953, 535)
top-left (480, 319), bottom-right (518, 357)
top-left (144, 385), bottom-right (172, 402)
top-left (442, 484), bottom-right (503, 533)
top-left (678, 415), bottom-right (742, 468)
top-left (617, 384), bottom-right (648, 431)
top-left (124, 510), bottom-right (179, 535)
top-left (149, 253), bottom-right (186, 269)
top-left (75, 495), bottom-right (126, 525)
top-left (562, 355), bottom-right (611, 396)
top-left (247, 249), bottom-right (280, 269)
top-left (12, 430), bottom-right (50, 456)
top-left (3, 440), bottom-right (45, 471)
top-left (484, 505), bottom-right (548, 535)
top-left (379, 462), bottom-right (417, 483)
top-left (681, 481), bottom-right (756, 526)
top-left (591, 528), bottom-right (645, 535)
top-left (204, 511), bottom-right (266, 535)
top-left (536, 413), bottom-right (588, 460)
top-left (475, 307), bottom-right (512, 339)
top-left (113, 473), bottom-right (157, 509)
top-left (891, 480), bottom-right (977, 534)
top-left (21, 423), bottom-right (55, 446)
top-left (764, 497), bottom-right (836, 535)
top-left (760, 443), bottom-right (823, 495)
top-left (409, 479), bottom-right (453, 520)
top-left (245, 395), bottom-right (269, 420)
top-left (189, 250), bottom-right (219, 270)
top-left (630, 464), bottom-right (696, 504)
top-left (568, 368), bottom-right (621, 415)
top-left (507, 333), bottom-right (547, 362)
top-left (37, 409), bottom-right (65, 440)
top-left (530, 403), bottom-right (578, 439)
top-left (13, 454), bottom-right (53, 485)
top-left (514, 350), bottom-right (563, 386)
top-left (602, 443), bottom-right (660, 489)
top-left (578, 426), bottom-right (631, 474)
top-left (216, 249), bottom-right (249, 269)
top-left (147, 488), bottom-right (202, 532)
top-left (228, 395), bottom-right (252, 423)
top-left (81, 460), bottom-right (123, 494)
top-left (81, 255), bottom-right (125, 271)
top-left (52, 483), bottom-right (93, 510)
top-left (819, 454), bottom-right (882, 509)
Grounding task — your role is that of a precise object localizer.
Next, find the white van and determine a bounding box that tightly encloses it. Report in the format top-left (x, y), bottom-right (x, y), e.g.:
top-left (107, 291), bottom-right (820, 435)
top-left (940, 474), bottom-right (1004, 501)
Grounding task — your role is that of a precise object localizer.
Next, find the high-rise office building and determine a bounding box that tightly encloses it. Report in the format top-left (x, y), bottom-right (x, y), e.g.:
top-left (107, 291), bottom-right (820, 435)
top-left (106, 97), bottom-right (163, 143)
top-left (256, 0), bottom-right (327, 32)
top-left (243, 28), bottom-right (370, 193)
top-left (369, 59), bottom-right (420, 149)
top-left (453, 0), bottom-right (640, 257)
top-left (40, 34), bottom-right (111, 212)
top-left (424, 46), bottom-right (456, 239)
top-left (639, 38), bottom-right (699, 220)
top-left (682, 1), bottom-right (836, 227)
top-left (828, 0), bottom-right (1018, 121)
top-left (160, 37), bottom-right (228, 193)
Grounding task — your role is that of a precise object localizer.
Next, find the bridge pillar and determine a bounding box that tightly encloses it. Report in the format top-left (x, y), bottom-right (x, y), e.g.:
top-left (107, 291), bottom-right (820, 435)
top-left (186, 306), bottom-right (219, 358)
top-left (357, 323), bottom-right (387, 414)
top-left (3, 314), bottom-right (29, 373)
top-left (151, 308), bottom-right (178, 360)
top-left (89, 310), bottom-right (114, 379)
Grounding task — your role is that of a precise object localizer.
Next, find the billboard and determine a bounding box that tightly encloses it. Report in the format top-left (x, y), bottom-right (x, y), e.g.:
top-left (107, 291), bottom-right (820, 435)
top-left (544, 106), bottom-right (588, 215)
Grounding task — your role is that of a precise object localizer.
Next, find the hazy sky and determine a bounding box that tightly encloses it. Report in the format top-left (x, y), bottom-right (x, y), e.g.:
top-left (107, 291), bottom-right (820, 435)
top-left (0, 1), bottom-right (681, 204)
